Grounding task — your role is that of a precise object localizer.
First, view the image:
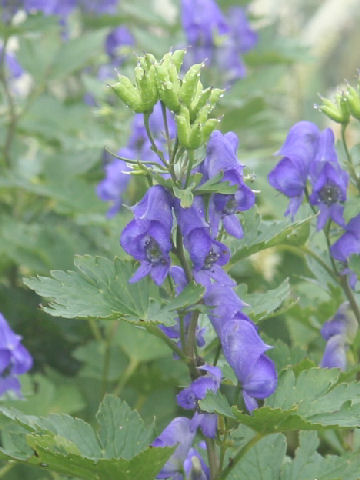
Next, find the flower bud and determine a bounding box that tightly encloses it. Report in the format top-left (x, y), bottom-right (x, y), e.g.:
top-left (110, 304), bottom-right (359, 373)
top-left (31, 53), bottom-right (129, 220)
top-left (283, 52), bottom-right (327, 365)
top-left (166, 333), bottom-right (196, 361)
top-left (188, 123), bottom-right (202, 149)
top-left (209, 88), bottom-right (225, 105)
top-left (158, 81), bottom-right (180, 113)
top-left (179, 63), bottom-right (203, 107)
top-left (176, 109), bottom-right (191, 147)
top-left (110, 75), bottom-right (143, 112)
top-left (201, 118), bottom-right (220, 143)
top-left (170, 49), bottom-right (186, 72)
top-left (318, 93), bottom-right (350, 124)
top-left (190, 85), bottom-right (211, 122)
top-left (346, 85), bottom-right (360, 120)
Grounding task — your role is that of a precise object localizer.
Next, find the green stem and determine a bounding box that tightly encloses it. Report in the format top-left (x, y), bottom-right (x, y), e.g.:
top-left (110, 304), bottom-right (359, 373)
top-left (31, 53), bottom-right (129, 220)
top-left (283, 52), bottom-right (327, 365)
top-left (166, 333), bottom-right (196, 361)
top-left (160, 100), bottom-right (172, 159)
top-left (218, 433), bottom-right (263, 479)
top-left (104, 147), bottom-right (167, 170)
top-left (146, 324), bottom-right (188, 362)
top-left (176, 227), bottom-right (193, 283)
top-left (341, 125), bottom-right (360, 190)
top-left (206, 437), bottom-right (220, 480)
top-left (113, 356), bottom-right (138, 396)
top-left (0, 462), bottom-right (15, 478)
top-left (101, 320), bottom-right (119, 397)
top-left (144, 113), bottom-right (168, 167)
top-left (88, 319), bottom-right (102, 342)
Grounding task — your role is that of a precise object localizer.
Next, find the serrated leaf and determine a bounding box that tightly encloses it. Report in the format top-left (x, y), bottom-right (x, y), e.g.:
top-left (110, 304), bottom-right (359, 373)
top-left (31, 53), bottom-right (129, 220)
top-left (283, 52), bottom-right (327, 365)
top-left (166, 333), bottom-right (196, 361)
top-left (349, 254), bottom-right (360, 278)
top-left (231, 368), bottom-right (360, 434)
top-left (96, 395), bottom-right (153, 460)
top-left (230, 212), bottom-right (313, 264)
top-left (280, 431), bottom-right (360, 480)
top-left (241, 278), bottom-right (294, 321)
top-left (24, 255), bottom-right (173, 324)
top-left (227, 434), bottom-right (286, 480)
top-left (198, 391), bottom-right (235, 418)
top-left (173, 186), bottom-right (194, 208)
top-left (166, 282), bottom-right (205, 311)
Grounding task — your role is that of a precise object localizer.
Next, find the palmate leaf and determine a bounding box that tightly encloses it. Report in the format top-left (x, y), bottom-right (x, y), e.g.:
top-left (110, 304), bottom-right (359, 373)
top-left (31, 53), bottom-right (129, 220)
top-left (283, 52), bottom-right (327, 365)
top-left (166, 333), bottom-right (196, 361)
top-left (200, 367), bottom-right (360, 434)
top-left (0, 396), bottom-right (173, 480)
top-left (229, 209), bottom-right (312, 264)
top-left (24, 255), bottom-right (176, 325)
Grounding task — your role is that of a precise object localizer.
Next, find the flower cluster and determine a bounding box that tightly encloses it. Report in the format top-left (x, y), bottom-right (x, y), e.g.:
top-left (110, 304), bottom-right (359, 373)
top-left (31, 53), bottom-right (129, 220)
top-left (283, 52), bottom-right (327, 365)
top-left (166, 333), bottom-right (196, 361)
top-left (118, 128), bottom-right (277, 479)
top-left (0, 313), bottom-right (33, 397)
top-left (320, 303), bottom-right (357, 370)
top-left (181, 0), bottom-right (258, 84)
top-left (268, 121), bottom-right (349, 230)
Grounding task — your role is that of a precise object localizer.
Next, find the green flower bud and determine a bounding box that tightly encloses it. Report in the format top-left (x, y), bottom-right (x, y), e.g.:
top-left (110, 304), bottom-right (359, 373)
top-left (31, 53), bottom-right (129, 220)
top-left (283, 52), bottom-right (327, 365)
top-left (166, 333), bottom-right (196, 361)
top-left (318, 93), bottom-right (350, 124)
top-left (209, 88), bottom-right (225, 105)
top-left (190, 85), bottom-right (211, 122)
top-left (110, 75), bottom-right (143, 112)
top-left (176, 112), bottom-right (191, 147)
top-left (346, 85), bottom-right (360, 120)
top-left (158, 81), bottom-right (180, 113)
top-left (196, 104), bottom-right (213, 125)
top-left (135, 64), bottom-right (158, 113)
top-left (170, 49), bottom-right (185, 72)
top-left (179, 63), bottom-right (203, 107)
top-left (188, 123), bottom-right (202, 149)
top-left (201, 118), bottom-right (220, 143)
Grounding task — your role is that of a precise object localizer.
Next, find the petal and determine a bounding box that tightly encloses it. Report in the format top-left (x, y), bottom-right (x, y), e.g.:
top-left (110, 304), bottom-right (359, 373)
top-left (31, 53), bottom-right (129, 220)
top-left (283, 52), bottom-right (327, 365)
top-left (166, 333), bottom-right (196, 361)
top-left (242, 354), bottom-right (277, 399)
top-left (129, 262), bottom-right (152, 283)
top-left (321, 334), bottom-right (347, 370)
top-left (223, 215), bottom-right (243, 238)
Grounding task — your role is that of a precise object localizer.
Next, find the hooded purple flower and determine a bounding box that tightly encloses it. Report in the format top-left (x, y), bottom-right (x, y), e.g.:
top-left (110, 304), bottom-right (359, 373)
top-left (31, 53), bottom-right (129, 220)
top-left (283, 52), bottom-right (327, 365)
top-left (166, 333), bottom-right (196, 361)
top-left (0, 313), bottom-right (33, 397)
top-left (268, 121), bottom-right (321, 219)
top-left (121, 185), bottom-right (173, 285)
top-left (96, 149), bottom-right (131, 217)
top-left (152, 416), bottom-right (199, 479)
top-left (215, 7), bottom-right (258, 84)
top-left (331, 214), bottom-right (360, 263)
top-left (204, 286), bottom-right (277, 412)
top-left (203, 130), bottom-right (255, 238)
top-left (181, 0), bottom-right (229, 64)
top-left (309, 160), bottom-right (348, 230)
top-left (0, 47), bottom-right (23, 79)
top-left (177, 365), bottom-right (221, 410)
top-left (175, 197), bottom-right (233, 287)
top-left (320, 303), bottom-right (357, 370)
top-left (105, 26), bottom-right (134, 65)
top-left (184, 446), bottom-right (210, 480)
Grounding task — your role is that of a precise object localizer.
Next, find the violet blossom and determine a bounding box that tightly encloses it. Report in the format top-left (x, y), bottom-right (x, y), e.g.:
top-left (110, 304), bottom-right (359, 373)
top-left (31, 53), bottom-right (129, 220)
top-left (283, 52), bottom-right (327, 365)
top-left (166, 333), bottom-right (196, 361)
top-left (0, 313), bottom-right (33, 397)
top-left (203, 130), bottom-right (255, 239)
top-left (120, 185), bottom-right (173, 285)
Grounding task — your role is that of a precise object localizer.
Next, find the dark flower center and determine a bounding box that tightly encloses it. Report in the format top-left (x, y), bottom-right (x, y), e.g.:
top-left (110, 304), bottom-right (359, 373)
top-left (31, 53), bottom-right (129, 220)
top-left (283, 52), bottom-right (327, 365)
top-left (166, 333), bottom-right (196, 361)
top-left (223, 195), bottom-right (238, 215)
top-left (203, 248), bottom-right (220, 269)
top-left (319, 183), bottom-right (341, 206)
top-left (144, 237), bottom-right (166, 265)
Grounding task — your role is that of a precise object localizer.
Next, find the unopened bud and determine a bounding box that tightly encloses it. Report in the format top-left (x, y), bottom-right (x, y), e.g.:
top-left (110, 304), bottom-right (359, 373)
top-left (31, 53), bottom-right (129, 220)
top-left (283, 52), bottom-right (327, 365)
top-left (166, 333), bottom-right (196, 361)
top-left (179, 63), bottom-right (203, 107)
top-left (346, 85), bottom-right (360, 120)
top-left (110, 75), bottom-right (143, 113)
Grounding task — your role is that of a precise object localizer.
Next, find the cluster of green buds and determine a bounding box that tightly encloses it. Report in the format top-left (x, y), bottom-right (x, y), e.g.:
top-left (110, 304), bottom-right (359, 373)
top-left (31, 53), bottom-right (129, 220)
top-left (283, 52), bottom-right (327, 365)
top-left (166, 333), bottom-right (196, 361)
top-left (318, 78), bottom-right (360, 124)
top-left (110, 50), bottom-right (224, 149)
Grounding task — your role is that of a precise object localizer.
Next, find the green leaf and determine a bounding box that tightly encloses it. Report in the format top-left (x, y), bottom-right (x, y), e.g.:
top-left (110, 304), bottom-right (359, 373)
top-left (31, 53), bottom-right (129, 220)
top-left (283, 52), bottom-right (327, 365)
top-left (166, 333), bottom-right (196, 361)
top-left (229, 211), bottom-right (312, 264)
top-left (227, 434), bottom-right (286, 480)
top-left (24, 255), bottom-right (173, 324)
top-left (166, 282), bottom-right (205, 311)
top-left (173, 186), bottom-right (194, 208)
top-left (240, 278), bottom-right (295, 322)
top-left (280, 431), bottom-right (360, 480)
top-left (194, 172), bottom-right (237, 195)
top-left (198, 391), bottom-right (235, 418)
top-left (96, 395), bottom-right (153, 460)
top-left (231, 367), bottom-right (360, 434)
top-left (0, 398), bottom-right (173, 480)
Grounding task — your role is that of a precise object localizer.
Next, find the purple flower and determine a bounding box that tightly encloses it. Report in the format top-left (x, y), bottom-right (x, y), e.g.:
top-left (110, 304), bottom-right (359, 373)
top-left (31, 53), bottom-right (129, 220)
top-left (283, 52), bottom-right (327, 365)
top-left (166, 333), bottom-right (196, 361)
top-left (175, 197), bottom-right (233, 287)
top-left (309, 161), bottom-right (348, 230)
top-left (268, 121), bottom-right (321, 219)
top-left (204, 287), bottom-right (277, 411)
top-left (152, 416), bottom-right (198, 479)
top-left (320, 303), bottom-right (357, 370)
top-left (120, 186), bottom-right (173, 285)
top-left (0, 47), bottom-right (23, 79)
top-left (215, 7), bottom-right (258, 84)
top-left (1, 0), bottom-right (23, 21)
top-left (105, 26), bottom-right (134, 64)
top-left (177, 364), bottom-right (221, 410)
top-left (331, 214), bottom-right (360, 263)
top-left (203, 130), bottom-right (255, 238)
top-left (0, 313), bottom-right (33, 397)
top-left (184, 446), bottom-right (210, 480)
top-left (96, 149), bottom-right (131, 218)
top-left (181, 0), bottom-right (229, 64)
